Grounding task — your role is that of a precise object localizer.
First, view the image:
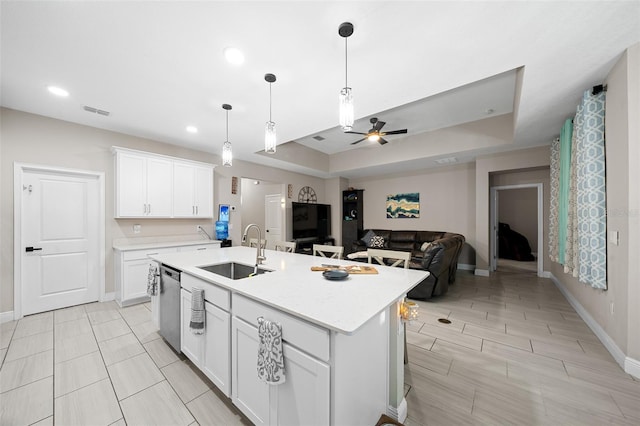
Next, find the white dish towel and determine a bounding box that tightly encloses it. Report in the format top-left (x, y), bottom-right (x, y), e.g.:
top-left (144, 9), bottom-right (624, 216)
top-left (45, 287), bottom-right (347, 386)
top-left (257, 316), bottom-right (286, 385)
top-left (189, 288), bottom-right (205, 335)
top-left (147, 263), bottom-right (159, 296)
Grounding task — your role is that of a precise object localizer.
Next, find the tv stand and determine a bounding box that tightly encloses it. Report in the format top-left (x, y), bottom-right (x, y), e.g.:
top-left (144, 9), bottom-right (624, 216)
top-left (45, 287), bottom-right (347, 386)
top-left (295, 236), bottom-right (335, 254)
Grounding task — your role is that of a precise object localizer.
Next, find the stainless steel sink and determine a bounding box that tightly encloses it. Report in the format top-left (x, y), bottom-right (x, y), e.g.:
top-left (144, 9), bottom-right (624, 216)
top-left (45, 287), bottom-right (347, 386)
top-left (197, 262), bottom-right (272, 280)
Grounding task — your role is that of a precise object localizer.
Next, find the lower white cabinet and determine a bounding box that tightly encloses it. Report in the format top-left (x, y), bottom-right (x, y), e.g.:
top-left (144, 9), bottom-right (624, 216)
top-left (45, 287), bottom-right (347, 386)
top-left (231, 315), bottom-right (330, 426)
top-left (114, 241), bottom-right (220, 308)
top-left (180, 288), bottom-right (231, 397)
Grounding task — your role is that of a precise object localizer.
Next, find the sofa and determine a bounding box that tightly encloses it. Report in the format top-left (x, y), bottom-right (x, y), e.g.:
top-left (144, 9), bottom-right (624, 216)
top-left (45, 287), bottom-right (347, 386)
top-left (351, 229), bottom-right (465, 299)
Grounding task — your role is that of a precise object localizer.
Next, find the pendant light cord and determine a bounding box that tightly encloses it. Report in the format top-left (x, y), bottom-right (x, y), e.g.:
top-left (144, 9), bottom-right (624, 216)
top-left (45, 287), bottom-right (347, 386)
top-left (269, 82), bottom-right (272, 122)
top-left (344, 37), bottom-right (348, 87)
top-left (226, 110), bottom-right (229, 141)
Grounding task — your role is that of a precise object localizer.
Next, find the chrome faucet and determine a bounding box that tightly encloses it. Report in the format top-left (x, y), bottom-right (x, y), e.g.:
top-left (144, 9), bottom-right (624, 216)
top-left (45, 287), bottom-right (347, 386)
top-left (242, 224), bottom-right (266, 270)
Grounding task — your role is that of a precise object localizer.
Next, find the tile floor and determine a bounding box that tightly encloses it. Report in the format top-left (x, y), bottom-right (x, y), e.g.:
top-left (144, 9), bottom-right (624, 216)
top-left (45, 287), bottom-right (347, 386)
top-left (1, 269), bottom-right (639, 425)
top-left (0, 301), bottom-right (249, 426)
top-left (403, 268), bottom-right (640, 425)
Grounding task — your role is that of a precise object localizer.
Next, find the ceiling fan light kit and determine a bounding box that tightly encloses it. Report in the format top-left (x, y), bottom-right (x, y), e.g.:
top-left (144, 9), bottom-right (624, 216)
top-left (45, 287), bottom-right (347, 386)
top-left (222, 103), bottom-right (233, 167)
top-left (347, 117), bottom-right (408, 145)
top-left (264, 73), bottom-right (277, 154)
top-left (338, 22), bottom-right (354, 132)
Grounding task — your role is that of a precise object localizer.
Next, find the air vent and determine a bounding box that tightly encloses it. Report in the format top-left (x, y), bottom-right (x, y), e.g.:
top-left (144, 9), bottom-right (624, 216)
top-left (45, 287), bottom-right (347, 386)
top-left (435, 157), bottom-right (458, 165)
top-left (312, 135), bottom-right (325, 141)
top-left (83, 105), bottom-right (110, 116)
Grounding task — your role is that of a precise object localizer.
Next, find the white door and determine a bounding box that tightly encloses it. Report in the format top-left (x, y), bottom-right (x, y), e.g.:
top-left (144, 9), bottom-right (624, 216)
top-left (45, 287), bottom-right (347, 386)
top-left (146, 157), bottom-right (173, 217)
top-left (20, 169), bottom-right (101, 316)
top-left (181, 289), bottom-right (203, 366)
top-left (203, 301), bottom-right (231, 397)
top-left (194, 166), bottom-right (213, 218)
top-left (173, 162), bottom-right (195, 217)
top-left (265, 194), bottom-right (282, 250)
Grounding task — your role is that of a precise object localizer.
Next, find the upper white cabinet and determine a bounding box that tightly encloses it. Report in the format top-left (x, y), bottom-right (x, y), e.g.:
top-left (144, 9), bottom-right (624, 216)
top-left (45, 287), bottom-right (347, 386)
top-left (173, 161), bottom-right (213, 218)
top-left (116, 151), bottom-right (173, 217)
top-left (113, 147), bottom-right (214, 219)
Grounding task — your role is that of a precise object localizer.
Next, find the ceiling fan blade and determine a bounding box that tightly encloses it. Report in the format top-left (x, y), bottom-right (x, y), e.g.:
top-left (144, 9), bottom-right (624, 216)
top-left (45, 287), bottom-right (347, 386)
top-left (381, 129), bottom-right (408, 135)
top-left (344, 131), bottom-right (367, 135)
top-left (378, 138), bottom-right (389, 145)
top-left (350, 138), bottom-right (367, 145)
top-left (374, 120), bottom-right (386, 132)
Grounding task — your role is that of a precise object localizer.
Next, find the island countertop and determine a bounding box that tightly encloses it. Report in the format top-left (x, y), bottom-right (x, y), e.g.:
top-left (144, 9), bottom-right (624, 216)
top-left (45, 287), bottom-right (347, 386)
top-left (151, 246), bottom-right (428, 334)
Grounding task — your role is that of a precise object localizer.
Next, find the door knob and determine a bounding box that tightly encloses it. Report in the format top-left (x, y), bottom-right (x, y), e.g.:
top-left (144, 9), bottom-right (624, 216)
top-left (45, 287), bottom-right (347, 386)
top-left (25, 247), bottom-right (43, 252)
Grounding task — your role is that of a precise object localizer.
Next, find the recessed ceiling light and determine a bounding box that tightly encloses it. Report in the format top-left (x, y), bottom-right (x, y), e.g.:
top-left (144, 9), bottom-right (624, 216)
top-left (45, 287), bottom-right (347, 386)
top-left (47, 86), bottom-right (69, 97)
top-left (224, 47), bottom-right (244, 65)
top-left (186, 126), bottom-right (198, 134)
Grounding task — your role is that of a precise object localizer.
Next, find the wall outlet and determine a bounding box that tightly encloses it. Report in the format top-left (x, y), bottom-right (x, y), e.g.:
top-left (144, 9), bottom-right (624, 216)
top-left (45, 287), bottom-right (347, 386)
top-left (196, 225), bottom-right (203, 232)
top-left (133, 224), bottom-right (141, 234)
top-left (230, 205), bottom-right (236, 211)
top-left (610, 301), bottom-right (615, 315)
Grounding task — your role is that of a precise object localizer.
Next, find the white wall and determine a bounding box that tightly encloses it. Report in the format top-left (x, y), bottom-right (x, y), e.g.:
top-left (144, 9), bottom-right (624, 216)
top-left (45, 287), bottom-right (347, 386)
top-left (348, 162), bottom-right (476, 265)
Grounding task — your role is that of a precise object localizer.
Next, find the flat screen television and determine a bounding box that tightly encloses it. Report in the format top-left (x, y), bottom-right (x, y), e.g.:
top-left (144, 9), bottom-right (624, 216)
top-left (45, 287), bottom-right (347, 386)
top-left (292, 202), bottom-right (331, 240)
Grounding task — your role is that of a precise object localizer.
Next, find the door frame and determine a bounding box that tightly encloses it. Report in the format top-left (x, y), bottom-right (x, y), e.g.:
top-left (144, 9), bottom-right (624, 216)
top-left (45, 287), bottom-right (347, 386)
top-left (264, 193), bottom-right (284, 250)
top-left (13, 163), bottom-right (106, 319)
top-left (490, 183), bottom-right (543, 277)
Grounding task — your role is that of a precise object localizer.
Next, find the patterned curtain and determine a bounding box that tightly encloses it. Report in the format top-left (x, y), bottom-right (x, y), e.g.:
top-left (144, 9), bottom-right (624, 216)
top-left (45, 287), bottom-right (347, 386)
top-left (564, 125), bottom-right (579, 277)
top-left (549, 138), bottom-right (560, 263)
top-left (575, 90), bottom-right (607, 289)
top-left (549, 89), bottom-right (607, 289)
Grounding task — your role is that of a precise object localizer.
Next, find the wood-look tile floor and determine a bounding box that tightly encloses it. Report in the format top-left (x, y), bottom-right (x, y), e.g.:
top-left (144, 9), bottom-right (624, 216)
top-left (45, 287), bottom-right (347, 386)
top-left (0, 302), bottom-right (249, 426)
top-left (1, 269), bottom-right (639, 425)
top-left (404, 269), bottom-right (640, 426)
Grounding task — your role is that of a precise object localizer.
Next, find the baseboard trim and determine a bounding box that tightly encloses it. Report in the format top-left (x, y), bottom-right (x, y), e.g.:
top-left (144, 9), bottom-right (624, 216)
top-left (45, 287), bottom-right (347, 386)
top-left (457, 263), bottom-right (475, 271)
top-left (387, 397), bottom-right (407, 423)
top-left (541, 271), bottom-right (552, 278)
top-left (625, 356), bottom-right (640, 379)
top-left (474, 269), bottom-right (490, 277)
top-left (101, 292), bottom-right (115, 302)
top-left (0, 311), bottom-right (15, 323)
top-left (549, 273), bottom-right (627, 370)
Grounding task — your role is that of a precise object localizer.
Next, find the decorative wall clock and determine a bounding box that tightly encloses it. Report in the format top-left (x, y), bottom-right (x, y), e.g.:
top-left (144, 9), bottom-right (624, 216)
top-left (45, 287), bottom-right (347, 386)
top-left (298, 186), bottom-right (317, 203)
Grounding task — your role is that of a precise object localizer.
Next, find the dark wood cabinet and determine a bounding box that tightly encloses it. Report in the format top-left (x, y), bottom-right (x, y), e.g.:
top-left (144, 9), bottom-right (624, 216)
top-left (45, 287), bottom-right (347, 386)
top-left (342, 189), bottom-right (363, 255)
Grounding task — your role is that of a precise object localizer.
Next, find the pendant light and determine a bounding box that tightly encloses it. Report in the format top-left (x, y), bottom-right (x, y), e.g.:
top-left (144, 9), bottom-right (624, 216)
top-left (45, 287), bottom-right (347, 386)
top-left (222, 104), bottom-right (232, 167)
top-left (338, 22), bottom-right (354, 131)
top-left (264, 73), bottom-right (277, 154)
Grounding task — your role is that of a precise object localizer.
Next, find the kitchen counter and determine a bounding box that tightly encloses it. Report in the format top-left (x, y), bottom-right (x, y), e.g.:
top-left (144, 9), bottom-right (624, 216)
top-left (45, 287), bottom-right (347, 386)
top-left (151, 246), bottom-right (428, 335)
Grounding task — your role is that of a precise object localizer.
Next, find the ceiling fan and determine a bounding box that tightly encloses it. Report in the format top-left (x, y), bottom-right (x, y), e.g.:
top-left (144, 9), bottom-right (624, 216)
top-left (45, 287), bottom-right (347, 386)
top-left (346, 117), bottom-right (408, 145)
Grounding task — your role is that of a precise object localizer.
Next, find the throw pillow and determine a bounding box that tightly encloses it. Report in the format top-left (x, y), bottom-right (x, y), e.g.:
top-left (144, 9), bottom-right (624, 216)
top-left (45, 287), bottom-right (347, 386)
top-left (370, 235), bottom-right (385, 248)
top-left (361, 230), bottom-right (376, 247)
top-left (420, 242), bottom-right (431, 252)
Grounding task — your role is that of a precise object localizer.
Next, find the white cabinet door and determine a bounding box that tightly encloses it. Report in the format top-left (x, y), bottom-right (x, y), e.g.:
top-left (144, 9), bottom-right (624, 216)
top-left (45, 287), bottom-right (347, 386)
top-left (173, 162), bottom-right (213, 218)
top-left (232, 317), bottom-right (269, 426)
top-left (181, 289), bottom-right (203, 366)
top-left (146, 157), bottom-right (173, 217)
top-left (194, 166), bottom-right (213, 218)
top-left (274, 343), bottom-right (330, 426)
top-left (115, 151), bottom-right (172, 217)
top-left (117, 152), bottom-right (146, 217)
top-left (122, 259), bottom-right (152, 303)
top-left (203, 301), bottom-right (231, 397)
top-left (173, 162), bottom-right (196, 217)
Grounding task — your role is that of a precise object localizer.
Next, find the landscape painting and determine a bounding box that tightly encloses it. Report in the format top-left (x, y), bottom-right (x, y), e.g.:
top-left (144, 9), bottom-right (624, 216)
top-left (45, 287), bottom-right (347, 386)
top-left (386, 193), bottom-right (420, 218)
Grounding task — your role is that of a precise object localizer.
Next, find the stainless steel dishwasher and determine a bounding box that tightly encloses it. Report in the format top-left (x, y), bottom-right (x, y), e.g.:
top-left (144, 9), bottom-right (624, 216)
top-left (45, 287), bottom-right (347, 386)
top-left (159, 265), bottom-right (181, 352)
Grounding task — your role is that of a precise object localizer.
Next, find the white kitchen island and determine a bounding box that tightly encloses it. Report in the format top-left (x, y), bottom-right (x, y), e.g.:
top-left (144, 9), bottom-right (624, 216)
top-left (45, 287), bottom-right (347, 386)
top-left (151, 246), bottom-right (428, 426)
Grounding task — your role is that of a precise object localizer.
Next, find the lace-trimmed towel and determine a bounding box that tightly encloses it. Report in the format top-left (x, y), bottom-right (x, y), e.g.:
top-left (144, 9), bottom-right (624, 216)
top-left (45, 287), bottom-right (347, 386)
top-left (189, 288), bottom-right (205, 334)
top-left (257, 317), bottom-right (285, 385)
top-left (147, 263), bottom-right (159, 296)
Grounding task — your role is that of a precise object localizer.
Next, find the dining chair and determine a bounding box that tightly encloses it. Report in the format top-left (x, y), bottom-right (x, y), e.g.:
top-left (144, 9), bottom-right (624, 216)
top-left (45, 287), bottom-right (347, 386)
top-left (312, 244), bottom-right (344, 259)
top-left (367, 248), bottom-right (411, 364)
top-left (274, 240), bottom-right (297, 253)
top-left (367, 249), bottom-right (410, 268)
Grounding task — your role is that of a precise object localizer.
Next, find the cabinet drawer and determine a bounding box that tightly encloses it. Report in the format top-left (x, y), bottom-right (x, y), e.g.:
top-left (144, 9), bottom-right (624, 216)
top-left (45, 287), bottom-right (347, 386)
top-left (181, 273), bottom-right (230, 311)
top-left (232, 294), bottom-right (330, 362)
top-left (123, 247), bottom-right (176, 261)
